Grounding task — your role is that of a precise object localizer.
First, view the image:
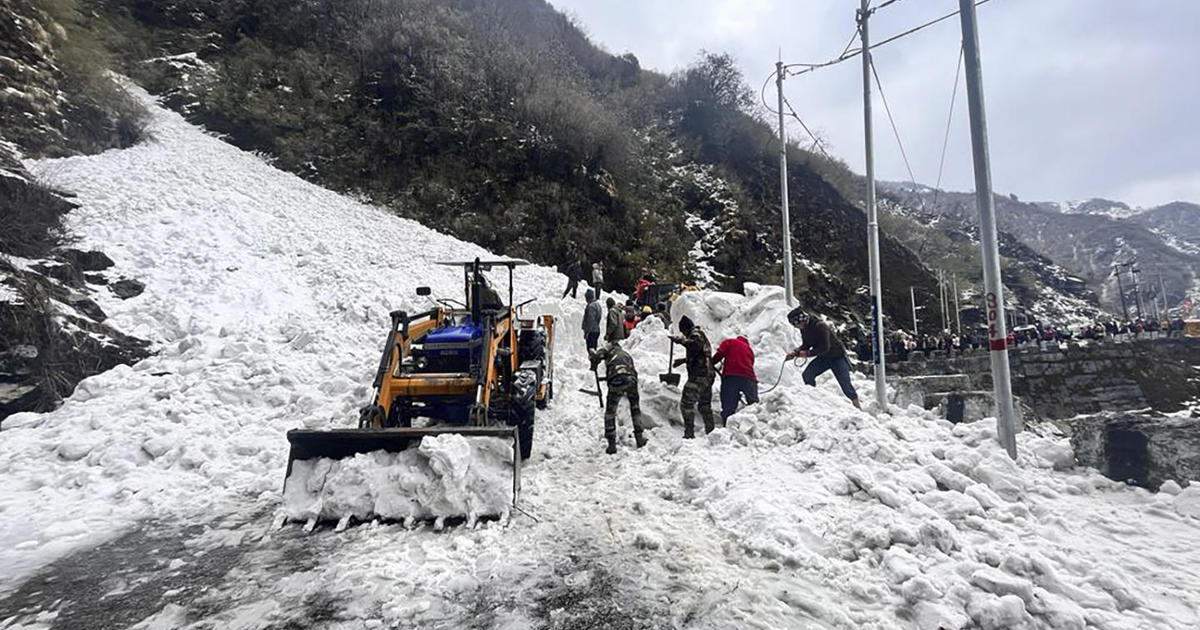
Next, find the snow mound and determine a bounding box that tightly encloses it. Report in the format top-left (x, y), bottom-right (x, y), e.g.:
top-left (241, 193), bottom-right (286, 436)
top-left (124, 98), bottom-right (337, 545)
top-left (282, 434), bottom-right (513, 527)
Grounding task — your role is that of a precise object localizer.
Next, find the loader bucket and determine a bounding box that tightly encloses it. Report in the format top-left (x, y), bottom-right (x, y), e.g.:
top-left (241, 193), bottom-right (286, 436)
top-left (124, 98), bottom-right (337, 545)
top-left (283, 426), bottom-right (522, 523)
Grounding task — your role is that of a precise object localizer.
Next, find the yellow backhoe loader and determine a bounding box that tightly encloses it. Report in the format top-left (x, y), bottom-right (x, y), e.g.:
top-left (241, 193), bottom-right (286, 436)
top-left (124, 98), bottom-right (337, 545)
top-left (283, 258), bottom-right (554, 516)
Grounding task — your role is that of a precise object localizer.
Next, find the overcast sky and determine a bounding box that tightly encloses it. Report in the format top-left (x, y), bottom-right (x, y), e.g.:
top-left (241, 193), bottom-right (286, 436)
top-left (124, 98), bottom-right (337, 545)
top-left (548, 0), bottom-right (1199, 208)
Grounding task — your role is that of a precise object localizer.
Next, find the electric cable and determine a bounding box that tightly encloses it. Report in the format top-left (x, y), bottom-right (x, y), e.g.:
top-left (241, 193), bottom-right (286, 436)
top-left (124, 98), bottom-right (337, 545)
top-left (933, 45), bottom-right (965, 209)
top-left (868, 56), bottom-right (923, 208)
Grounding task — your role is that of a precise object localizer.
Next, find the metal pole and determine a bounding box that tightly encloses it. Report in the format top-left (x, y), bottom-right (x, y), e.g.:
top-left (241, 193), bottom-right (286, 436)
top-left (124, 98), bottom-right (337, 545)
top-left (939, 269), bottom-right (948, 332)
top-left (1132, 266), bottom-right (1144, 319)
top-left (959, 0), bottom-right (1016, 458)
top-left (776, 59), bottom-right (795, 307)
top-left (953, 274), bottom-right (962, 334)
top-left (1159, 273), bottom-right (1169, 316)
top-left (911, 286), bottom-right (918, 334)
top-left (1113, 265), bottom-right (1129, 320)
top-left (860, 1), bottom-right (887, 411)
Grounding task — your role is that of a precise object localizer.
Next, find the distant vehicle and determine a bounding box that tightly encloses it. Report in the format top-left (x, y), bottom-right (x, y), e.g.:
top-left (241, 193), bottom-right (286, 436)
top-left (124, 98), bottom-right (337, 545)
top-left (1185, 320), bottom-right (1200, 338)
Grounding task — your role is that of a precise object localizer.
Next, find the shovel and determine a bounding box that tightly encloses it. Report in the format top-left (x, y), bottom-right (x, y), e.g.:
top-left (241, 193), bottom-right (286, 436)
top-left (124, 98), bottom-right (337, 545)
top-left (580, 371), bottom-right (606, 408)
top-left (660, 340), bottom-right (681, 387)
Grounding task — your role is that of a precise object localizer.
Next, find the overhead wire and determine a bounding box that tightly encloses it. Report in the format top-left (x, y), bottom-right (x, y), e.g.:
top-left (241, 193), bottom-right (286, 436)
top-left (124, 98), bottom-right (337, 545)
top-left (868, 56), bottom-right (923, 209)
top-left (781, 95), bottom-right (836, 162)
top-left (780, 0), bottom-right (993, 81)
top-left (933, 45), bottom-right (965, 209)
top-left (761, 0), bottom-right (996, 186)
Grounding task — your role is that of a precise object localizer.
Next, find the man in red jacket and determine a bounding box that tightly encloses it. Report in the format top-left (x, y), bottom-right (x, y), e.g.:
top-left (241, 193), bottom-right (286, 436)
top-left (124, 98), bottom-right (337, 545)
top-left (712, 335), bottom-right (758, 425)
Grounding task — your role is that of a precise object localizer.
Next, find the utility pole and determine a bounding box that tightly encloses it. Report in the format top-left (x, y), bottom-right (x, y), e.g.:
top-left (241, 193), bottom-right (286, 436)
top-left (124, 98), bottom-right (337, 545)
top-left (959, 0), bottom-right (1017, 458)
top-left (939, 270), bottom-right (949, 332)
top-left (910, 286), bottom-right (918, 333)
top-left (953, 274), bottom-right (962, 334)
top-left (1113, 264), bottom-right (1129, 321)
top-left (1131, 264), bottom-right (1144, 319)
top-left (1159, 273), bottom-right (1170, 316)
top-left (859, 1), bottom-right (887, 411)
top-left (776, 58), bottom-right (795, 307)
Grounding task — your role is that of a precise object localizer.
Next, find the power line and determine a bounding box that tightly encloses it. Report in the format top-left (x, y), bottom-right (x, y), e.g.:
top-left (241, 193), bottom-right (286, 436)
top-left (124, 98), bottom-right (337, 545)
top-left (780, 0), bottom-right (993, 81)
top-left (781, 94), bottom-right (836, 162)
top-left (868, 56), bottom-right (922, 207)
top-left (933, 45), bottom-right (964, 208)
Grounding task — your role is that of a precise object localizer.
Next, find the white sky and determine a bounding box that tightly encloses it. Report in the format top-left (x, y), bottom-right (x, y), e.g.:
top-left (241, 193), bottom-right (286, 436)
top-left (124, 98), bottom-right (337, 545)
top-left (548, 0), bottom-right (1200, 208)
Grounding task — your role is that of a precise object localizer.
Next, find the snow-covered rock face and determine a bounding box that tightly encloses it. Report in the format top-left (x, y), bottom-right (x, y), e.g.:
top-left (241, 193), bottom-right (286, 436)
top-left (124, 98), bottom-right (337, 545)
top-left (2, 87), bottom-right (1199, 629)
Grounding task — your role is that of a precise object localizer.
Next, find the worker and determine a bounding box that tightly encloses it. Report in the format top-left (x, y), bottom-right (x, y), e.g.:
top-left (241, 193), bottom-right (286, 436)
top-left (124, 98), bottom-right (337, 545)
top-left (589, 341), bottom-right (648, 454)
top-left (784, 307), bottom-right (861, 410)
top-left (638, 305), bottom-right (654, 327)
top-left (669, 315), bottom-right (716, 438)
top-left (582, 289), bottom-right (602, 351)
top-left (478, 277), bottom-right (503, 312)
top-left (563, 259), bottom-right (582, 299)
top-left (635, 272), bottom-right (653, 306)
top-left (623, 302), bottom-right (638, 335)
top-left (591, 262), bottom-right (604, 293)
top-left (654, 302), bottom-right (671, 328)
top-left (713, 335), bottom-right (757, 424)
top-left (605, 297), bottom-right (626, 342)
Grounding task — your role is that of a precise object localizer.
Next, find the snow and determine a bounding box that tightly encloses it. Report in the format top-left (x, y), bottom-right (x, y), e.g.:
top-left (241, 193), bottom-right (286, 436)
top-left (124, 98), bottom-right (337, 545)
top-left (282, 435), bottom-right (515, 528)
top-left (1, 85), bottom-right (1199, 628)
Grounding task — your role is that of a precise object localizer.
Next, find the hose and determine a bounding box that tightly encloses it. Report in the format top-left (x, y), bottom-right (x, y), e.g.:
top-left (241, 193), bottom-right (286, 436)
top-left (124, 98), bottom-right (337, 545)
top-left (759, 356), bottom-right (809, 395)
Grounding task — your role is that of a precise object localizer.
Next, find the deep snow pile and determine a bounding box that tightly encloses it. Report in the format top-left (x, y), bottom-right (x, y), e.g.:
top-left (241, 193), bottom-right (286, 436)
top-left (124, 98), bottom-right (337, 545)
top-left (282, 435), bottom-right (514, 528)
top-left (0, 86), bottom-right (1198, 629)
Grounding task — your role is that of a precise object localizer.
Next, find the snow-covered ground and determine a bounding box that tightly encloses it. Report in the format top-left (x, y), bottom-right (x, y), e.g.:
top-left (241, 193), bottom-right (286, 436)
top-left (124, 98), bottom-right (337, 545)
top-left (2, 88), bottom-right (1200, 629)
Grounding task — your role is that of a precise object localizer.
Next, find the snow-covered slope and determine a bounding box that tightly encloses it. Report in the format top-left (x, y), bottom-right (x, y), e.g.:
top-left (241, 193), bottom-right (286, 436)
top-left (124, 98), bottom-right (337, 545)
top-left (2, 88), bottom-right (1200, 629)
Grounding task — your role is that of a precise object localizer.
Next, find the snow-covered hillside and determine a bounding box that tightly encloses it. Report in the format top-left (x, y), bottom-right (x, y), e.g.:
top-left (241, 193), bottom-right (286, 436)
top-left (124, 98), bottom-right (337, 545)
top-left (2, 88), bottom-right (1200, 629)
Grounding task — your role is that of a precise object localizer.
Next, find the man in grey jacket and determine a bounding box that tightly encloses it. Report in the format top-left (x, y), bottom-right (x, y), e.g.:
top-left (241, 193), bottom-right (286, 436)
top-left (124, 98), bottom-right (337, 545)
top-left (582, 289), bottom-right (602, 351)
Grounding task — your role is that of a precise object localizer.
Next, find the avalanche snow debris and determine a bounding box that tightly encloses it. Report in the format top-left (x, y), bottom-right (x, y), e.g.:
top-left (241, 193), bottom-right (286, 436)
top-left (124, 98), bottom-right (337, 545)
top-left (0, 82), bottom-right (1197, 630)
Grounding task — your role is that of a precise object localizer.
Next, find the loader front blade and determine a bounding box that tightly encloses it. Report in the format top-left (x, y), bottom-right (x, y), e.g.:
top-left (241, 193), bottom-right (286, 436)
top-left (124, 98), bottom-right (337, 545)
top-left (284, 426), bottom-right (522, 511)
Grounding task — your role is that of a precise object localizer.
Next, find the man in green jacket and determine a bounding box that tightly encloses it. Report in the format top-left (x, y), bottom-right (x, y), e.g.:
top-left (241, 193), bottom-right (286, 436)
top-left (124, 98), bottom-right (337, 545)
top-left (605, 297), bottom-right (626, 342)
top-left (589, 341), bottom-right (648, 454)
top-left (669, 315), bottom-right (716, 438)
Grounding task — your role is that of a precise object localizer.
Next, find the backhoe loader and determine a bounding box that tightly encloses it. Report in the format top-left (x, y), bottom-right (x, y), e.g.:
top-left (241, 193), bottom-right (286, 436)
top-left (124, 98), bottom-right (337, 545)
top-left (283, 258), bottom-right (554, 518)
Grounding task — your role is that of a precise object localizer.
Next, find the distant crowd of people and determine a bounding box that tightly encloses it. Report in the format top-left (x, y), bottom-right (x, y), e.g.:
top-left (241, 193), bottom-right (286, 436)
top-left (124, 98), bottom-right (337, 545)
top-left (852, 316), bottom-right (1190, 363)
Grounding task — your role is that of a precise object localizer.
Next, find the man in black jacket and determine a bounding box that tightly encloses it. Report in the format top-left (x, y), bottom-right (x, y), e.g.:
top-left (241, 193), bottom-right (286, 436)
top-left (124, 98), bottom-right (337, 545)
top-left (563, 259), bottom-right (582, 299)
top-left (785, 307), bottom-right (861, 410)
top-left (582, 289), bottom-right (602, 351)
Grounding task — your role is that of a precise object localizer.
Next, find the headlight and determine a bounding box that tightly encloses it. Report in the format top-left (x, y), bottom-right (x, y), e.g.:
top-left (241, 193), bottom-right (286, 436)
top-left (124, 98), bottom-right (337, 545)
top-left (415, 355), bottom-right (429, 370)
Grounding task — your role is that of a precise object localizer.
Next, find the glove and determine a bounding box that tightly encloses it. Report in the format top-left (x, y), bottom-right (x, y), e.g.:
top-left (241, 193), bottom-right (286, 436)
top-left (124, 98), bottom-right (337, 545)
top-left (798, 350), bottom-right (809, 358)
top-left (785, 351), bottom-right (795, 361)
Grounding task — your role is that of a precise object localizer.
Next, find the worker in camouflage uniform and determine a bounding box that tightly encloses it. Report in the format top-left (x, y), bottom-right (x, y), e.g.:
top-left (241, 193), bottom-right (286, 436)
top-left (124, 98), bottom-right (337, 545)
top-left (669, 315), bottom-right (716, 438)
top-left (589, 341), bottom-right (648, 454)
top-left (605, 297), bottom-right (626, 342)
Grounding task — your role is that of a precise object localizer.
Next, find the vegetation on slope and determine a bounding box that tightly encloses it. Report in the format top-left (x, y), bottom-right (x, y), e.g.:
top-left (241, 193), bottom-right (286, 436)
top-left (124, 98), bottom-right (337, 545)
top-left (86, 0), bottom-right (939, 326)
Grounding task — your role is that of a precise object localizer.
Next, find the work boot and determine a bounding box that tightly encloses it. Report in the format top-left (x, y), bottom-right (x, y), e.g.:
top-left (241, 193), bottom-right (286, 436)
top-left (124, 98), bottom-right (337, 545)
top-left (635, 433), bottom-right (648, 448)
top-left (851, 397), bottom-right (862, 411)
top-left (704, 421), bottom-right (715, 435)
top-left (682, 426), bottom-right (695, 439)
top-left (605, 436), bottom-right (617, 454)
